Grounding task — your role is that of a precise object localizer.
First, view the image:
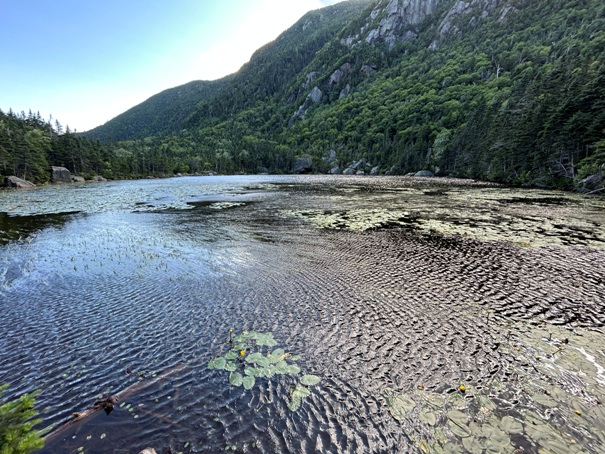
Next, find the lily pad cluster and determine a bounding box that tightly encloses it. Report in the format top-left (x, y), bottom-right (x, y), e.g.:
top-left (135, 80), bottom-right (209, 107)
top-left (382, 321), bottom-right (605, 453)
top-left (208, 330), bottom-right (321, 411)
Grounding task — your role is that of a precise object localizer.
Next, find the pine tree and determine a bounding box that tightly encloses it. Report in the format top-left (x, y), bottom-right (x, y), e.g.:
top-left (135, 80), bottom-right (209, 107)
top-left (0, 384), bottom-right (44, 454)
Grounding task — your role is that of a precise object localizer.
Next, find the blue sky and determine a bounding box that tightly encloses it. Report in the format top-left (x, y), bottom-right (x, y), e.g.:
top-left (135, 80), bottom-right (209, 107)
top-left (0, 0), bottom-right (341, 132)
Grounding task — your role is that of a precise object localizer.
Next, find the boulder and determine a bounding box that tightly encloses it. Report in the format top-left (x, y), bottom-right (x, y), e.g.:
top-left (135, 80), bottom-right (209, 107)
top-left (343, 168), bottom-right (356, 175)
top-left (339, 84), bottom-right (351, 99)
top-left (328, 68), bottom-right (345, 86)
top-left (414, 170), bottom-right (435, 177)
top-left (356, 170), bottom-right (365, 175)
top-left (3, 176), bottom-right (35, 188)
top-left (293, 157), bottom-right (313, 174)
top-left (371, 166), bottom-right (380, 175)
top-left (352, 159), bottom-right (366, 170)
top-left (91, 175), bottom-right (107, 182)
top-left (51, 166), bottom-right (71, 183)
top-left (72, 176), bottom-right (86, 183)
top-left (329, 167), bottom-right (341, 174)
top-left (579, 173), bottom-right (604, 191)
top-left (308, 86), bottom-right (323, 104)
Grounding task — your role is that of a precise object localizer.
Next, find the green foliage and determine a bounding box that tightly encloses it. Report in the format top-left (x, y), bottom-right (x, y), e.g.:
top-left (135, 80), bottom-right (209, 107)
top-left (208, 331), bottom-right (321, 411)
top-left (85, 79), bottom-right (230, 142)
top-left (6, 0), bottom-right (604, 186)
top-left (0, 384), bottom-right (44, 454)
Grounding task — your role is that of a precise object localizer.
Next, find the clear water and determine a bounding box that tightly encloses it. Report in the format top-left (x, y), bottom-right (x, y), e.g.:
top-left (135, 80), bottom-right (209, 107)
top-left (1, 175), bottom-right (604, 453)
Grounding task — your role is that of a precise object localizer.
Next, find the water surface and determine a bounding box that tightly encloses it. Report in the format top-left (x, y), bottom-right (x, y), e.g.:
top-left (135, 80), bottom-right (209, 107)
top-left (1, 175), bottom-right (604, 453)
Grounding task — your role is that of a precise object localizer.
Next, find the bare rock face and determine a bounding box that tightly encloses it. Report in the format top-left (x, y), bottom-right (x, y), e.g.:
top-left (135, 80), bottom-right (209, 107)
top-left (288, 87), bottom-right (323, 126)
top-left (51, 166), bottom-right (71, 183)
top-left (343, 0), bottom-right (514, 50)
top-left (308, 86), bottom-right (323, 104)
top-left (3, 176), bottom-right (35, 188)
top-left (363, 0), bottom-right (445, 48)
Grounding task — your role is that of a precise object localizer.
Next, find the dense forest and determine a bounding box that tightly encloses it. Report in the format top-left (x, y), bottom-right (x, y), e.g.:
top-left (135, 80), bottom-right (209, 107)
top-left (2, 0), bottom-right (604, 190)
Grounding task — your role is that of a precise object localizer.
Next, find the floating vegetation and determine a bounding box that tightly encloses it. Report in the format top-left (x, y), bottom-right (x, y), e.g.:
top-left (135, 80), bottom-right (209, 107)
top-left (208, 331), bottom-right (321, 411)
top-left (281, 186), bottom-right (605, 249)
top-left (383, 320), bottom-right (605, 453)
top-left (281, 208), bottom-right (416, 232)
top-left (207, 202), bottom-right (246, 210)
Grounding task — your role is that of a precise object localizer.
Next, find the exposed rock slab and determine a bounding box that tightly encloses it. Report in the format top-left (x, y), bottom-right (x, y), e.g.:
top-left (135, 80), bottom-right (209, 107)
top-left (3, 176), bottom-right (35, 188)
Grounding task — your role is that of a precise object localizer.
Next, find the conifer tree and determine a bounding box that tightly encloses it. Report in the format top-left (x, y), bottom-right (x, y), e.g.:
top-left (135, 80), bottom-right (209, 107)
top-left (0, 384), bottom-right (44, 454)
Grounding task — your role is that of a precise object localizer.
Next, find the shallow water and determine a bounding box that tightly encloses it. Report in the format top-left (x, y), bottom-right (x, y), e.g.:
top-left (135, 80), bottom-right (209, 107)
top-left (1, 175), bottom-right (605, 453)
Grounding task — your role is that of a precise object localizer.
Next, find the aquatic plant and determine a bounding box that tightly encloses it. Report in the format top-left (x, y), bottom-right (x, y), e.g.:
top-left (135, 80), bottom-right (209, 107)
top-left (383, 321), bottom-right (605, 453)
top-left (208, 331), bottom-right (321, 411)
top-left (0, 384), bottom-right (44, 454)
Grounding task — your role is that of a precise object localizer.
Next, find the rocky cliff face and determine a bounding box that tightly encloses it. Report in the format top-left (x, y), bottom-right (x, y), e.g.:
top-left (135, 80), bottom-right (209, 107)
top-left (342, 0), bottom-right (512, 49)
top-left (342, 0), bottom-right (446, 48)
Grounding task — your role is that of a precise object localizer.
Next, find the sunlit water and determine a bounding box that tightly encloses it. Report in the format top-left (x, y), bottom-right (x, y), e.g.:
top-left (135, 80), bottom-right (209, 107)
top-left (1, 175), bottom-right (604, 453)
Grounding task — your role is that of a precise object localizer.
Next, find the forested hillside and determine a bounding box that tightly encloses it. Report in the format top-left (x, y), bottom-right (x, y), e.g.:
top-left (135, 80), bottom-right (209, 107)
top-left (2, 0), bottom-right (604, 190)
top-left (84, 79), bottom-right (231, 142)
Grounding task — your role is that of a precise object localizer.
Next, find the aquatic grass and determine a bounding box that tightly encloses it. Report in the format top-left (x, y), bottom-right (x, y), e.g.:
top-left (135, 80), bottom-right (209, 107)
top-left (208, 330), bottom-right (321, 411)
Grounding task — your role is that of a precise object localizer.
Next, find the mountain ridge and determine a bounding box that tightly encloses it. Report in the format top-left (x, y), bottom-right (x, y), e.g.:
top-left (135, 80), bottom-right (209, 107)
top-left (30, 0), bottom-right (605, 189)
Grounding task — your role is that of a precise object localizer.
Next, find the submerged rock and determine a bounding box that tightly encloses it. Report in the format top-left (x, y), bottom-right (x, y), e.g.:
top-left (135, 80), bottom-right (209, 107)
top-left (3, 176), bottom-right (35, 188)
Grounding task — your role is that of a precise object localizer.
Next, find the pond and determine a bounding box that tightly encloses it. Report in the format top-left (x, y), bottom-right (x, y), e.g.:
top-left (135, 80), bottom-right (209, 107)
top-left (1, 175), bottom-right (604, 453)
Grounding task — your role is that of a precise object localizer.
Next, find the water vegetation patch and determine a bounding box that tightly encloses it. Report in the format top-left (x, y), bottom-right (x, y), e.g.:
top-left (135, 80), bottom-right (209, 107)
top-left (383, 320), bottom-right (605, 453)
top-left (208, 330), bottom-right (321, 411)
top-left (281, 186), bottom-right (605, 248)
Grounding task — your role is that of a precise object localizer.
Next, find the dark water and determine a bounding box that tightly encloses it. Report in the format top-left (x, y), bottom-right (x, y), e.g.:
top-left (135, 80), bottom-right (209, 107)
top-left (1, 175), bottom-right (605, 453)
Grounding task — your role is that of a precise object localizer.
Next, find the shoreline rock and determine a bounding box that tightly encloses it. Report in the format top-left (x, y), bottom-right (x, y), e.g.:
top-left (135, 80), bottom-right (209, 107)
top-left (3, 176), bottom-right (36, 188)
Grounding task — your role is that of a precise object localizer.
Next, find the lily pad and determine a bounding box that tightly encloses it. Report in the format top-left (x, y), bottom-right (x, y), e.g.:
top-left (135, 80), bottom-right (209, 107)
top-left (229, 371), bottom-right (243, 387)
top-left (383, 391), bottom-right (416, 422)
top-left (213, 357), bottom-right (226, 370)
top-left (300, 375), bottom-right (321, 386)
top-left (532, 393), bottom-right (559, 407)
top-left (225, 351), bottom-right (239, 360)
top-left (287, 364), bottom-right (301, 375)
top-left (243, 375), bottom-right (255, 390)
top-left (447, 410), bottom-right (471, 438)
top-left (462, 435), bottom-right (484, 454)
top-left (245, 352), bottom-right (264, 363)
top-left (275, 360), bottom-right (290, 374)
top-left (419, 409), bottom-right (437, 426)
top-left (292, 385), bottom-right (311, 399)
top-left (224, 361), bottom-right (237, 372)
top-left (288, 396), bottom-right (302, 411)
top-left (499, 415), bottom-right (523, 434)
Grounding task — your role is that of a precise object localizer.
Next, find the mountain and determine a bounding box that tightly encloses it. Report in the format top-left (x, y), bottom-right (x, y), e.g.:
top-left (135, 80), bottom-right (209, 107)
top-left (85, 0), bottom-right (373, 143)
top-left (84, 78), bottom-right (230, 142)
top-left (75, 0), bottom-right (605, 189)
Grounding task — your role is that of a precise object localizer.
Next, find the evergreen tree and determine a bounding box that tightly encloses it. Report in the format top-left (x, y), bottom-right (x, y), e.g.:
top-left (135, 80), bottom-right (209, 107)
top-left (0, 384), bottom-right (44, 454)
